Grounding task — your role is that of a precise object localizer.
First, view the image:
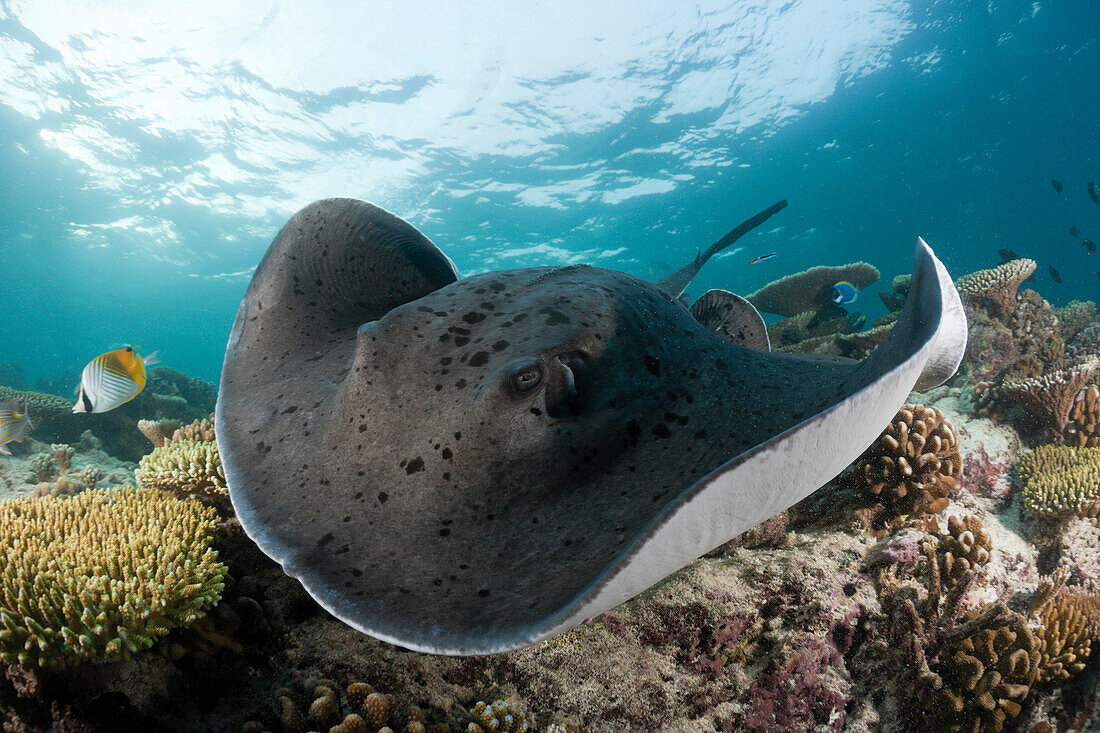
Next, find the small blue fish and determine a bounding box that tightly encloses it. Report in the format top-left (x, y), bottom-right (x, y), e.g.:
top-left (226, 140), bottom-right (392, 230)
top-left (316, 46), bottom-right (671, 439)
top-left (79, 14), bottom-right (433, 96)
top-left (0, 398), bottom-right (33, 455)
top-left (832, 281), bottom-right (859, 304)
top-left (749, 252), bottom-right (777, 264)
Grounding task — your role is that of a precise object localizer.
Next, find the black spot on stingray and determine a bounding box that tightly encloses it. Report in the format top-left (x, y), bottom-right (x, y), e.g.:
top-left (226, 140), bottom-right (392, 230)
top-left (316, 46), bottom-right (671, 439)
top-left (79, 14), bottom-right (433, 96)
top-left (439, 333), bottom-right (451, 343)
top-left (442, 448), bottom-right (452, 460)
top-left (478, 589), bottom-right (490, 597)
top-left (626, 420), bottom-right (641, 438)
top-left (316, 532), bottom-right (335, 547)
top-left (468, 351), bottom-right (490, 367)
top-left (462, 311), bottom-right (486, 324)
top-left (281, 405), bottom-right (298, 414)
top-left (530, 407), bottom-right (542, 416)
top-left (352, 569), bottom-right (363, 577)
top-left (492, 340), bottom-right (509, 352)
top-left (454, 431), bottom-right (462, 440)
top-left (439, 528), bottom-right (451, 537)
top-left (440, 357), bottom-right (452, 365)
top-left (489, 281), bottom-right (506, 292)
top-left (652, 424), bottom-right (672, 439)
top-left (354, 491), bottom-right (363, 499)
top-left (378, 492), bottom-right (389, 503)
top-left (454, 336), bottom-right (470, 347)
top-left (405, 457), bottom-right (425, 474)
top-left (539, 307), bottom-right (569, 326)
top-left (645, 354), bottom-right (661, 377)
top-left (514, 312), bottom-right (528, 322)
top-left (448, 326), bottom-right (471, 335)
top-left (480, 301), bottom-right (495, 311)
top-left (455, 378), bottom-right (467, 389)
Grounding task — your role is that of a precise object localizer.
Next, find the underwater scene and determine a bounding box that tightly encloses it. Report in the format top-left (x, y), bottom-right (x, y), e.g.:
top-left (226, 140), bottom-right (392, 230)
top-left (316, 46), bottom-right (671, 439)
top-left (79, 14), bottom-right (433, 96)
top-left (1, 1), bottom-right (1100, 731)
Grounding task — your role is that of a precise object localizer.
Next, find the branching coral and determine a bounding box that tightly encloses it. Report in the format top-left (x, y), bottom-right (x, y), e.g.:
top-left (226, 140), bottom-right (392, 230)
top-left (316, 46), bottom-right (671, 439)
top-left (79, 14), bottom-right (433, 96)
top-left (1066, 385), bottom-right (1100, 448)
top-left (935, 515), bottom-right (992, 589)
top-left (1000, 356), bottom-right (1099, 436)
top-left (171, 414), bottom-right (216, 443)
top-left (1036, 593), bottom-right (1100, 682)
top-left (746, 262), bottom-right (880, 317)
top-left (248, 678), bottom-right (436, 733)
top-left (135, 438), bottom-right (227, 500)
top-left (29, 452), bottom-right (55, 483)
top-left (469, 699), bottom-right (531, 732)
top-left (1055, 300), bottom-right (1098, 343)
top-left (0, 486), bottom-right (225, 669)
top-left (137, 418), bottom-right (182, 448)
top-left (955, 258), bottom-right (1036, 319)
top-left (854, 404), bottom-right (961, 518)
top-left (50, 443), bottom-right (74, 474)
top-left (1017, 444), bottom-right (1100, 518)
top-left (32, 476), bottom-right (82, 499)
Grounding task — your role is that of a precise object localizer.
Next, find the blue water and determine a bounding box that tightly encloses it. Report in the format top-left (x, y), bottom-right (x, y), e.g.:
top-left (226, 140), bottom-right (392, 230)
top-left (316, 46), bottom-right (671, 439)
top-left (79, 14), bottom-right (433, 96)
top-left (0, 0), bottom-right (1097, 388)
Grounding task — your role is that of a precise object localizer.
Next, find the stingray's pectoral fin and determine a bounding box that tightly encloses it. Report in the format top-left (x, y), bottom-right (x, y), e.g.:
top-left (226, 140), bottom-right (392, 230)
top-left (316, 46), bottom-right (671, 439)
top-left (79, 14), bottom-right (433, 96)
top-left (539, 238), bottom-right (967, 643)
top-left (689, 289), bottom-right (770, 351)
top-left (222, 199), bottom-right (459, 360)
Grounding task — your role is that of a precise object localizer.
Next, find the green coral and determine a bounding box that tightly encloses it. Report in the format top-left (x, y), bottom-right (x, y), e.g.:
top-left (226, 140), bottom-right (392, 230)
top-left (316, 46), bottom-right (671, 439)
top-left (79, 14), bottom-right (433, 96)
top-left (1017, 445), bottom-right (1100, 518)
top-left (135, 438), bottom-right (227, 500)
top-left (0, 486), bottom-right (226, 669)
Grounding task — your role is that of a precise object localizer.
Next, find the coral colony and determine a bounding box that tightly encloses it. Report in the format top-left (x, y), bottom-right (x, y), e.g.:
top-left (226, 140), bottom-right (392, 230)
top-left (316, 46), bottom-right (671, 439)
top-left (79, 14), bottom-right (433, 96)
top-left (0, 245), bottom-right (1097, 731)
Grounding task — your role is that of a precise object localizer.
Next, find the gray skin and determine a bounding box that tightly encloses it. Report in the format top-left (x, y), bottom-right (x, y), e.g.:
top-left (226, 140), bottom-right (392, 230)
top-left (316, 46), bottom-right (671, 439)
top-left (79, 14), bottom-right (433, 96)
top-left (218, 198), bottom-right (967, 655)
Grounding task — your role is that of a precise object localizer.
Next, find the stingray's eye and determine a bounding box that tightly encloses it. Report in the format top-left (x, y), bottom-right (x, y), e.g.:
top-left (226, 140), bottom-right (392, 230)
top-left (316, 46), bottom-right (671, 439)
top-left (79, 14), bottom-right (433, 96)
top-left (505, 358), bottom-right (545, 395)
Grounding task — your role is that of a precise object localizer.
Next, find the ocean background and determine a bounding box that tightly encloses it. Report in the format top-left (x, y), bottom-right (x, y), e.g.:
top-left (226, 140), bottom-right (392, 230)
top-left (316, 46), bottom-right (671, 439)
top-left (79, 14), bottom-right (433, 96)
top-left (0, 0), bottom-right (1097, 387)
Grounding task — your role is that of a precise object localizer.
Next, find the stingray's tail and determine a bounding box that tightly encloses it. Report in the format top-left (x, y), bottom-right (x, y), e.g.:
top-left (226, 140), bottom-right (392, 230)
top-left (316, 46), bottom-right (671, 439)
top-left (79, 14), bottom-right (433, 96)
top-left (656, 200), bottom-right (788, 299)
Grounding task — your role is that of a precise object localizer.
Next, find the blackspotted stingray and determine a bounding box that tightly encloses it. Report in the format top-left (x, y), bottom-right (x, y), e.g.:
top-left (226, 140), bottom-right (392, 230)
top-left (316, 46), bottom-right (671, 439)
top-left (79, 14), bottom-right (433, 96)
top-left (217, 198), bottom-right (967, 655)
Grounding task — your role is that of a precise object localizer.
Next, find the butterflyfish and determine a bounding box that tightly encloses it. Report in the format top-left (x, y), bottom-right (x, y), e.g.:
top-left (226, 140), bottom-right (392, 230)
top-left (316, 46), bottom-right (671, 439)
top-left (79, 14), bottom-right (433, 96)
top-left (0, 398), bottom-right (32, 455)
top-left (831, 280), bottom-right (859, 304)
top-left (73, 347), bottom-right (160, 414)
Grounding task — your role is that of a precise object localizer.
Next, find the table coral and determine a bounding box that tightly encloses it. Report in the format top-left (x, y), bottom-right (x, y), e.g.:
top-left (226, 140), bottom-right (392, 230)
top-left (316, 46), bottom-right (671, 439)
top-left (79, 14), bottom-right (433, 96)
top-left (1066, 385), bottom-right (1099, 448)
top-left (746, 262), bottom-right (880, 317)
top-left (1000, 357), bottom-right (1099, 436)
top-left (854, 404), bottom-right (961, 518)
top-left (955, 258), bottom-right (1036, 319)
top-left (0, 486), bottom-right (225, 669)
top-left (135, 438), bottom-right (227, 500)
top-left (1017, 445), bottom-right (1100, 519)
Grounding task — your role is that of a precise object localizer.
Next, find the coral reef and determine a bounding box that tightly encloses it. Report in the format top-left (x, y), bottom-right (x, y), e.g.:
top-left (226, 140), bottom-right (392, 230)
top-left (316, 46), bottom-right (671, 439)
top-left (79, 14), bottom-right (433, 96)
top-left (1055, 300), bottom-right (1097, 343)
top-left (1066, 322), bottom-right (1100, 361)
top-left (0, 486), bottom-right (225, 669)
top-left (853, 404), bottom-right (961, 518)
top-left (137, 418), bottom-right (182, 448)
top-left (1017, 444), bottom-right (1100, 519)
top-left (999, 356), bottom-right (1099, 436)
top-left (1066, 384), bottom-right (1099, 447)
top-left (32, 475), bottom-right (82, 498)
top-left (0, 386), bottom-right (75, 443)
top-left (469, 699), bottom-right (530, 732)
top-left (171, 414), bottom-right (216, 443)
top-left (1036, 593), bottom-right (1100, 682)
top-left (135, 438), bottom-right (227, 501)
top-left (50, 443), bottom-right (74, 475)
top-left (955, 258), bottom-right (1036, 318)
top-left (746, 262), bottom-right (880, 317)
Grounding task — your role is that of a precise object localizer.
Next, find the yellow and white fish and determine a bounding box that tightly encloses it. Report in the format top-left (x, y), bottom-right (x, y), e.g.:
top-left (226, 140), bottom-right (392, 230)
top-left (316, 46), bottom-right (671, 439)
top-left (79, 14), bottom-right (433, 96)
top-left (0, 398), bottom-right (33, 455)
top-left (73, 347), bottom-right (160, 414)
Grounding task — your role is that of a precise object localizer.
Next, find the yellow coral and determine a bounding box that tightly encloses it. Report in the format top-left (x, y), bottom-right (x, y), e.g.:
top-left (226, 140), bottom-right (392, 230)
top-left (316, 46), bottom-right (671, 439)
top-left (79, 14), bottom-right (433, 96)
top-left (171, 415), bottom-right (216, 443)
top-left (936, 515), bottom-right (992, 588)
top-left (136, 438), bottom-right (227, 500)
top-left (1018, 445), bottom-right (1100, 518)
top-left (0, 486), bottom-right (225, 669)
top-left (1037, 593), bottom-right (1100, 682)
top-left (468, 700), bottom-right (530, 732)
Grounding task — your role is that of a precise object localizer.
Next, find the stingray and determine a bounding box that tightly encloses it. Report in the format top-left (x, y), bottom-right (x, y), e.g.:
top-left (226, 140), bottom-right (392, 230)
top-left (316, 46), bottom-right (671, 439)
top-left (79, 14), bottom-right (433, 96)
top-left (217, 198), bottom-right (967, 655)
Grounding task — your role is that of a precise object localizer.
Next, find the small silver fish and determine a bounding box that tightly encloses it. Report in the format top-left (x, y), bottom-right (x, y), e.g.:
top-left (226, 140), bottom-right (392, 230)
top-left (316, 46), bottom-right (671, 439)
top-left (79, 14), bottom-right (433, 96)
top-left (0, 398), bottom-right (33, 455)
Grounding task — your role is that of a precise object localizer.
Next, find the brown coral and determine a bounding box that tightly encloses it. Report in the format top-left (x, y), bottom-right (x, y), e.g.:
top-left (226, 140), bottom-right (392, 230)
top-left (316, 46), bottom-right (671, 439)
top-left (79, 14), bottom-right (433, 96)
top-left (1066, 384), bottom-right (1100, 448)
top-left (171, 414), bottom-right (216, 443)
top-left (1036, 593), bottom-right (1100, 682)
top-left (936, 515), bottom-right (992, 589)
top-left (746, 262), bottom-right (880, 317)
top-left (1055, 299), bottom-right (1098, 343)
top-left (137, 418), bottom-right (182, 448)
top-left (135, 438), bottom-right (227, 500)
top-left (955, 258), bottom-right (1036, 319)
top-left (1000, 356), bottom-right (1099, 436)
top-left (854, 404), bottom-right (961, 518)
top-left (469, 700), bottom-right (530, 732)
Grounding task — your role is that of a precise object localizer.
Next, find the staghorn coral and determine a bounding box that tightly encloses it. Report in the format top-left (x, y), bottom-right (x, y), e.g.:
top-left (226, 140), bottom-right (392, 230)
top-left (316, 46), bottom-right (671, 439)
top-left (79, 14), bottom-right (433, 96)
top-left (0, 486), bottom-right (225, 669)
top-left (746, 262), bottom-right (880, 317)
top-left (853, 404), bottom-right (961, 518)
top-left (1066, 384), bottom-right (1099, 448)
top-left (49, 443), bottom-right (74, 474)
top-left (1017, 444), bottom-right (1100, 518)
top-left (1000, 356), bottom-right (1099, 436)
top-left (137, 418), bottom-right (182, 448)
top-left (468, 700), bottom-right (530, 732)
top-left (935, 515), bottom-right (992, 589)
top-left (29, 452), bottom-right (55, 482)
top-left (171, 414), bottom-right (216, 443)
top-left (955, 258), bottom-right (1036, 319)
top-left (1036, 593), bottom-right (1100, 682)
top-left (1055, 299), bottom-right (1097, 343)
top-left (135, 438), bottom-right (227, 500)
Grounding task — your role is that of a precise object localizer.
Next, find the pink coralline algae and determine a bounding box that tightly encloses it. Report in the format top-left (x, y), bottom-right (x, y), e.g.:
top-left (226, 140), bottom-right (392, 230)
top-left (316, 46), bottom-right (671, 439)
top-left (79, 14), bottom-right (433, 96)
top-left (742, 634), bottom-right (850, 732)
top-left (961, 445), bottom-right (1012, 499)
